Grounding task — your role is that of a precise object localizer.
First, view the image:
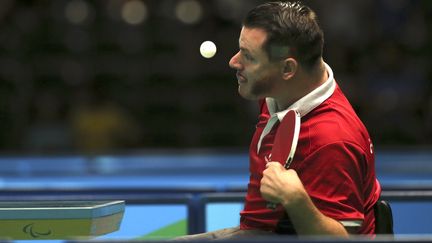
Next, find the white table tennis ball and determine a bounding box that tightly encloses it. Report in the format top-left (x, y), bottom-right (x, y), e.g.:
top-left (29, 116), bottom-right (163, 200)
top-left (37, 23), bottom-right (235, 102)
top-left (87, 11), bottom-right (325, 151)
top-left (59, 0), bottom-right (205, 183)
top-left (200, 41), bottom-right (217, 58)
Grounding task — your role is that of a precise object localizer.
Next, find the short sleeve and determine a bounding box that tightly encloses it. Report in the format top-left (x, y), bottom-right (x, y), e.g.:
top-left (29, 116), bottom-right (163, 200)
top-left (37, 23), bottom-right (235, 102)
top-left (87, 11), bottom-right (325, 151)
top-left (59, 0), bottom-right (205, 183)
top-left (293, 142), bottom-right (366, 223)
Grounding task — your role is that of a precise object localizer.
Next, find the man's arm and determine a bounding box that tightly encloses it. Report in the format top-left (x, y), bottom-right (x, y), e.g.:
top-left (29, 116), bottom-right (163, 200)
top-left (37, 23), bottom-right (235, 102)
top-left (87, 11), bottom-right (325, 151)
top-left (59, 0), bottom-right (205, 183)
top-left (261, 162), bottom-right (350, 236)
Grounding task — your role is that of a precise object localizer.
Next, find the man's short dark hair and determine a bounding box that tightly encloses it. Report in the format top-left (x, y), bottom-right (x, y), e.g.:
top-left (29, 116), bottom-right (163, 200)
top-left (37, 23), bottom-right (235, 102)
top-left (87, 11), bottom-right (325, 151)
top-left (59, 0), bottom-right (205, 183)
top-left (243, 1), bottom-right (324, 69)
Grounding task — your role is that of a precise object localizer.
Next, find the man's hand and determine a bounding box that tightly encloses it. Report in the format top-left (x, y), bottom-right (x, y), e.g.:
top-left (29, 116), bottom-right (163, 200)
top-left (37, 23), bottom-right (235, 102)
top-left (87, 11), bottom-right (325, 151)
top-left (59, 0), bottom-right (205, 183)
top-left (260, 162), bottom-right (349, 236)
top-left (260, 162), bottom-right (307, 208)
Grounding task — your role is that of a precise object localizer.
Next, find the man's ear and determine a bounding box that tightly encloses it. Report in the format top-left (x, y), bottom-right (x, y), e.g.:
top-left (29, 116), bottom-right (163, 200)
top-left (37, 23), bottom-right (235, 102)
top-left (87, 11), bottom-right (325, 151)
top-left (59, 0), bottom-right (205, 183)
top-left (282, 58), bottom-right (297, 80)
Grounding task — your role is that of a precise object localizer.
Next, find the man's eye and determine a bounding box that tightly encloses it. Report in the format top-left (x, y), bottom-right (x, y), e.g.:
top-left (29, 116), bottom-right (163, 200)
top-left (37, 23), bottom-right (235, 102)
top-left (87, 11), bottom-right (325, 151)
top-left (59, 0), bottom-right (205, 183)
top-left (244, 53), bottom-right (254, 61)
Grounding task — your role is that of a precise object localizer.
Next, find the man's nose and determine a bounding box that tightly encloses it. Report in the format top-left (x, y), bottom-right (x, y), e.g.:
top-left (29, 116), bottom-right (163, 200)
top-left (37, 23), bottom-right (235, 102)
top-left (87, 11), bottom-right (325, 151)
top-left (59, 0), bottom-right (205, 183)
top-left (229, 52), bottom-right (242, 70)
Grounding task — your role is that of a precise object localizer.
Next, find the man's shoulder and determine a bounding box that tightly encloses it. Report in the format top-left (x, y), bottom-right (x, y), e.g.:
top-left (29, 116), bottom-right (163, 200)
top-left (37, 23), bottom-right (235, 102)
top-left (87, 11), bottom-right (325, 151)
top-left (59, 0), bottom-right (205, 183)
top-left (301, 90), bottom-right (370, 151)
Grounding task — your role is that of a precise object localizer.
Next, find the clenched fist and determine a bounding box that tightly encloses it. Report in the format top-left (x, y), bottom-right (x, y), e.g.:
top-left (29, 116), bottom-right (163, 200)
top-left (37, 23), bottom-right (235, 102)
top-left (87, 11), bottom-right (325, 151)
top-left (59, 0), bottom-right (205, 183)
top-left (260, 162), bottom-right (307, 208)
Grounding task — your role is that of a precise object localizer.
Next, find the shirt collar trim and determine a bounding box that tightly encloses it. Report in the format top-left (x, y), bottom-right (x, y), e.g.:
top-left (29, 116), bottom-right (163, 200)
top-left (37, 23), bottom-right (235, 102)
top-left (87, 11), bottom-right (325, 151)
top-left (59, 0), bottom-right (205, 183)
top-left (266, 62), bottom-right (336, 121)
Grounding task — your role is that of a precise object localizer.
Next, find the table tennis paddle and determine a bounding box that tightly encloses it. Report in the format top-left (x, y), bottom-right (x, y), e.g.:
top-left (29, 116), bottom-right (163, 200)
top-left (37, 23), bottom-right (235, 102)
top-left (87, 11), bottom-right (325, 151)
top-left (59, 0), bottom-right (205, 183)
top-left (266, 109), bottom-right (301, 209)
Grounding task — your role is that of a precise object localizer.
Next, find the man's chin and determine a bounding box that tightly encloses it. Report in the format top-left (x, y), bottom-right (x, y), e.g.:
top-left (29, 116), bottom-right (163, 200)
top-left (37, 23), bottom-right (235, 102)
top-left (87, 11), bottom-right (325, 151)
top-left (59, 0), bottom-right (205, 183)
top-left (238, 87), bottom-right (259, 100)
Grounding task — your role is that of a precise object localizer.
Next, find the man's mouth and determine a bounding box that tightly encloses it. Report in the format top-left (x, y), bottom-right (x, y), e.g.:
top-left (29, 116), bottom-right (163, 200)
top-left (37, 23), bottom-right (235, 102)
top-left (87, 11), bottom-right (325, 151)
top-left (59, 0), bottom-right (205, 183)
top-left (236, 72), bottom-right (246, 83)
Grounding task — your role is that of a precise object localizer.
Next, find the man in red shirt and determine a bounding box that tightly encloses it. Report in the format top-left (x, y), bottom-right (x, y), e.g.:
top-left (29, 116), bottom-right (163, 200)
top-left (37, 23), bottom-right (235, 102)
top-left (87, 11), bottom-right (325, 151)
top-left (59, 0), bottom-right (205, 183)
top-left (243, 65), bottom-right (381, 235)
top-left (175, 1), bottom-right (380, 240)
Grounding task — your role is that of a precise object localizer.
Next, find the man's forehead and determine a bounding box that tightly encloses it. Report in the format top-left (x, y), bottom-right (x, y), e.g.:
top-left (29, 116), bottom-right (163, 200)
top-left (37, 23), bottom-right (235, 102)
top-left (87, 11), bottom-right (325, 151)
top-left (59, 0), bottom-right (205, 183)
top-left (240, 26), bottom-right (291, 60)
top-left (239, 27), bottom-right (268, 52)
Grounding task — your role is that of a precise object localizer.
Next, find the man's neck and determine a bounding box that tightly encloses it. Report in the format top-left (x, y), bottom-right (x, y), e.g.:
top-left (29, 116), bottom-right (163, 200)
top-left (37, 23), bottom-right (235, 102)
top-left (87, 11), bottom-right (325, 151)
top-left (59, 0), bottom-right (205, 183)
top-left (304, 60), bottom-right (328, 88)
top-left (275, 61), bottom-right (328, 111)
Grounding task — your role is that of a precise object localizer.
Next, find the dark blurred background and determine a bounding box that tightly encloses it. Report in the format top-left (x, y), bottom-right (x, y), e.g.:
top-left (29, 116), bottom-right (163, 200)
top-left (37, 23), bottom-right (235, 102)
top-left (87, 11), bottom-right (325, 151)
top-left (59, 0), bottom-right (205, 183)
top-left (0, 0), bottom-right (431, 153)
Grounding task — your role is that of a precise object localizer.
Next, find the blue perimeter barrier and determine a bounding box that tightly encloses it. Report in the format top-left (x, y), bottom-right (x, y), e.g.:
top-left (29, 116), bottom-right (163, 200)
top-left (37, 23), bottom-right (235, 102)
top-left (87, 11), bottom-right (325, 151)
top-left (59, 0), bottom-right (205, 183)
top-left (0, 148), bottom-right (432, 190)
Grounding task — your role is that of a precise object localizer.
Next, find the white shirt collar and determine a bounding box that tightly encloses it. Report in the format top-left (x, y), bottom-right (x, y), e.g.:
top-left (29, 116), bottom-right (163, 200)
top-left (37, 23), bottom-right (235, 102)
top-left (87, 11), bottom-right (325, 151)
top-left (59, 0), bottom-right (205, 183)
top-left (266, 62), bottom-right (336, 121)
top-left (256, 63), bottom-right (336, 152)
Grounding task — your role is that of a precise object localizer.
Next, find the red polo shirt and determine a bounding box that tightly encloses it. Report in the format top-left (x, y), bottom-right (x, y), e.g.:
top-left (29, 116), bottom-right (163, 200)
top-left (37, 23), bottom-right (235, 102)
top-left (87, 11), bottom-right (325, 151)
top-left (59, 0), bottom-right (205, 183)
top-left (240, 68), bottom-right (381, 234)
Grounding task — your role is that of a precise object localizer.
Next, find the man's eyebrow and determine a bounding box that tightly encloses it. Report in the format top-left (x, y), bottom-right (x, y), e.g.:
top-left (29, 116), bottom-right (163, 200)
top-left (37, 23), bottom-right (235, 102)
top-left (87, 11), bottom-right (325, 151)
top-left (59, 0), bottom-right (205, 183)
top-left (240, 47), bottom-right (252, 54)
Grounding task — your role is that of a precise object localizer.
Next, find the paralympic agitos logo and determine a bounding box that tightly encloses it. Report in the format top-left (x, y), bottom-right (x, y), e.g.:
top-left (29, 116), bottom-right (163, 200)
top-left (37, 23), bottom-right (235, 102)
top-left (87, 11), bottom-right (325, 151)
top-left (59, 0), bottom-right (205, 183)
top-left (23, 223), bottom-right (52, 238)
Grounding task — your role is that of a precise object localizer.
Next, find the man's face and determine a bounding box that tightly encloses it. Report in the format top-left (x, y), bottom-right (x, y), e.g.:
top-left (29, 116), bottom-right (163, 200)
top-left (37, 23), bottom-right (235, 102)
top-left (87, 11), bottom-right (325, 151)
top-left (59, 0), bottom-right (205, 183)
top-left (229, 27), bottom-right (282, 100)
